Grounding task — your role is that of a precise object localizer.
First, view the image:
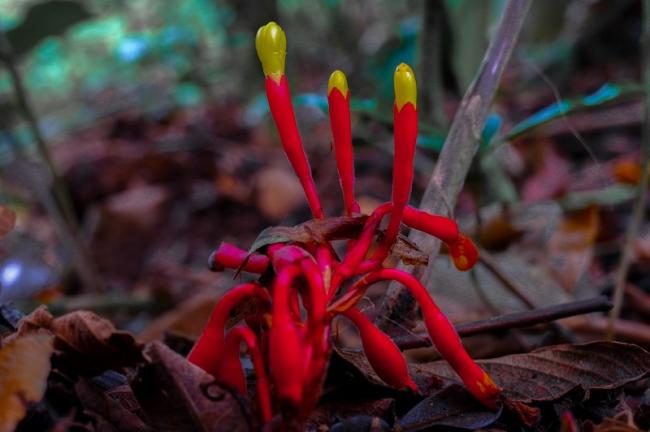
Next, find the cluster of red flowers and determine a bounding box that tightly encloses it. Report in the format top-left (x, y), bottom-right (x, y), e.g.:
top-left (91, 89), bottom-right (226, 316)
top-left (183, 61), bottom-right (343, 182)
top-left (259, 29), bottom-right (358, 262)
top-left (187, 22), bottom-right (500, 425)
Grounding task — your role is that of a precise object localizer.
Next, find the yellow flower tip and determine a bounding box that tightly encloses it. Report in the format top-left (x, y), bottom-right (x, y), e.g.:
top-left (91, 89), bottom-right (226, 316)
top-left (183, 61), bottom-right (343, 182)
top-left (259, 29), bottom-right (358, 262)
top-left (328, 70), bottom-right (349, 96)
top-left (255, 21), bottom-right (286, 82)
top-left (394, 63), bottom-right (417, 110)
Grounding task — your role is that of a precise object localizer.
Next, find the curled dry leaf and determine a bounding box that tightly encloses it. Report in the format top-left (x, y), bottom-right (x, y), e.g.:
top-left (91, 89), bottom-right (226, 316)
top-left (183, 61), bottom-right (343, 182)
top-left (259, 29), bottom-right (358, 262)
top-left (75, 378), bottom-right (149, 432)
top-left (0, 206), bottom-right (16, 239)
top-left (9, 306), bottom-right (143, 374)
top-left (0, 334), bottom-right (54, 432)
top-left (129, 342), bottom-right (249, 432)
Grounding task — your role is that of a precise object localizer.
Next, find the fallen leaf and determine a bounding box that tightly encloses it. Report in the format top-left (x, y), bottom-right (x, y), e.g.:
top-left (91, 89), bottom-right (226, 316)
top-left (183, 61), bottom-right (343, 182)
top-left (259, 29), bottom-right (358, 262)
top-left (399, 385), bottom-right (502, 431)
top-left (418, 341), bottom-right (650, 404)
top-left (129, 342), bottom-right (249, 432)
top-left (75, 379), bottom-right (149, 431)
top-left (9, 307), bottom-right (143, 374)
top-left (545, 205), bottom-right (600, 291)
top-left (521, 142), bottom-right (571, 202)
top-left (0, 334), bottom-right (54, 432)
top-left (0, 206), bottom-right (16, 239)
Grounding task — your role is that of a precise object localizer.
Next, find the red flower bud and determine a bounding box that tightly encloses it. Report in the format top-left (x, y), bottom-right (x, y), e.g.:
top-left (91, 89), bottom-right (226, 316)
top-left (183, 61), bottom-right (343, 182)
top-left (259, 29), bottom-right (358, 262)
top-left (257, 22), bottom-right (323, 219)
top-left (402, 206), bottom-right (459, 244)
top-left (339, 269), bottom-right (500, 408)
top-left (383, 64), bottom-right (418, 250)
top-left (328, 70), bottom-right (359, 216)
top-left (446, 233), bottom-right (479, 271)
top-left (188, 283), bottom-right (270, 377)
top-left (269, 265), bottom-right (307, 409)
top-left (209, 242), bottom-right (269, 273)
top-left (216, 326), bottom-right (273, 423)
top-left (343, 308), bottom-right (417, 391)
top-left (331, 203), bottom-right (392, 290)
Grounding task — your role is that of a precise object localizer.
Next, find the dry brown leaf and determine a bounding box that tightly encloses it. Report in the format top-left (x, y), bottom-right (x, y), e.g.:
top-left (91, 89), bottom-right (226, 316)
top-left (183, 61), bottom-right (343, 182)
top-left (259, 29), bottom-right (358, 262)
top-left (419, 341), bottom-right (650, 403)
top-left (9, 307), bottom-right (143, 374)
top-left (75, 379), bottom-right (149, 432)
top-left (0, 334), bottom-right (54, 432)
top-left (0, 206), bottom-right (16, 239)
top-left (130, 342), bottom-right (249, 432)
top-left (546, 205), bottom-right (600, 291)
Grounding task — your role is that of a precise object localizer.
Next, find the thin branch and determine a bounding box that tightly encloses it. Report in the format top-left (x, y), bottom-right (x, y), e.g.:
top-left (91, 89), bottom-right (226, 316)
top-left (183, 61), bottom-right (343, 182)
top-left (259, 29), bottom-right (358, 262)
top-left (606, 0), bottom-right (650, 340)
top-left (394, 296), bottom-right (612, 350)
top-left (377, 0), bottom-right (532, 330)
top-left (0, 33), bottom-right (79, 232)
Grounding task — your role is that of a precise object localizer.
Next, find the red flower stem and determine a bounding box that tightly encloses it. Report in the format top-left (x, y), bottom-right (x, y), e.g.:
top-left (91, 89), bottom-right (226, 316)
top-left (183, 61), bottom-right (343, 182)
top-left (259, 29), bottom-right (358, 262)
top-left (268, 244), bottom-right (312, 272)
top-left (265, 76), bottom-right (324, 219)
top-left (374, 64), bottom-right (418, 262)
top-left (402, 207), bottom-right (459, 244)
top-left (337, 269), bottom-right (500, 408)
top-left (188, 283), bottom-right (271, 377)
top-left (209, 242), bottom-right (270, 273)
top-left (328, 71), bottom-right (359, 216)
top-left (330, 203), bottom-right (392, 295)
top-left (341, 308), bottom-right (417, 391)
top-left (270, 265), bottom-right (307, 408)
top-left (218, 327), bottom-right (273, 423)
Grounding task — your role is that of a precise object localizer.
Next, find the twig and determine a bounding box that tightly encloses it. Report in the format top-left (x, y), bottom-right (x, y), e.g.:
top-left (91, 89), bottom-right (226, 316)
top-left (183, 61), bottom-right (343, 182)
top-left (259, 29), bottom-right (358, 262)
top-left (578, 317), bottom-right (650, 346)
top-left (394, 296), bottom-right (612, 350)
top-left (0, 33), bottom-right (79, 232)
top-left (377, 0), bottom-right (532, 330)
top-left (606, 0), bottom-right (650, 340)
top-left (1, 132), bottom-right (104, 292)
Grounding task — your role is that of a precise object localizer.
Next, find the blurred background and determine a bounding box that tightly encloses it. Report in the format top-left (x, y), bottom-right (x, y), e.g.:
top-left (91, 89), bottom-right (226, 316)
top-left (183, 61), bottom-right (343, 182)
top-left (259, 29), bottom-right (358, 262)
top-left (0, 0), bottom-right (648, 351)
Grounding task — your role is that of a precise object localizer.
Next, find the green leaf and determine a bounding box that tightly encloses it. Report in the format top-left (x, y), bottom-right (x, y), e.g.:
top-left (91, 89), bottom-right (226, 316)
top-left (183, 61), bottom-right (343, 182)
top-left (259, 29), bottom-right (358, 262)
top-left (505, 83), bottom-right (637, 141)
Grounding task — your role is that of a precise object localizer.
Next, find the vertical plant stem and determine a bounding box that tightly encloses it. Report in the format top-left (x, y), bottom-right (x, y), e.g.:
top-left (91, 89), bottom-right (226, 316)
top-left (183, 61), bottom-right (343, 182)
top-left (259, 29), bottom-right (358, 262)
top-left (0, 33), bottom-right (79, 232)
top-left (377, 0), bottom-right (532, 331)
top-left (419, 0), bottom-right (447, 130)
top-left (606, 0), bottom-right (650, 340)
top-left (1, 132), bottom-right (104, 292)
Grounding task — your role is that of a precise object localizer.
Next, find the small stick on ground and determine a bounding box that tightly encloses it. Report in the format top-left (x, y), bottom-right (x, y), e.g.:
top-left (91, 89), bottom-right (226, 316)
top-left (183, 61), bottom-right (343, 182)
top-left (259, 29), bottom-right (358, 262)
top-left (394, 296), bottom-right (612, 350)
top-left (606, 0), bottom-right (650, 340)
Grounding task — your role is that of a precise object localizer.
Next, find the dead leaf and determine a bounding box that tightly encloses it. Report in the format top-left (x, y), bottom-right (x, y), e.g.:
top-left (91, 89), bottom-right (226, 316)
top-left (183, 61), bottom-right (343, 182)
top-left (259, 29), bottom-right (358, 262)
top-left (249, 216), bottom-right (428, 267)
top-left (129, 342), bottom-right (250, 432)
top-left (418, 341), bottom-right (650, 404)
top-left (249, 216), bottom-right (367, 252)
top-left (75, 379), bottom-right (149, 431)
top-left (0, 334), bottom-right (54, 432)
top-left (9, 307), bottom-right (143, 374)
top-left (399, 385), bottom-right (502, 431)
top-left (546, 205), bottom-right (600, 291)
top-left (0, 206), bottom-right (16, 239)
top-left (521, 142), bottom-right (571, 202)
